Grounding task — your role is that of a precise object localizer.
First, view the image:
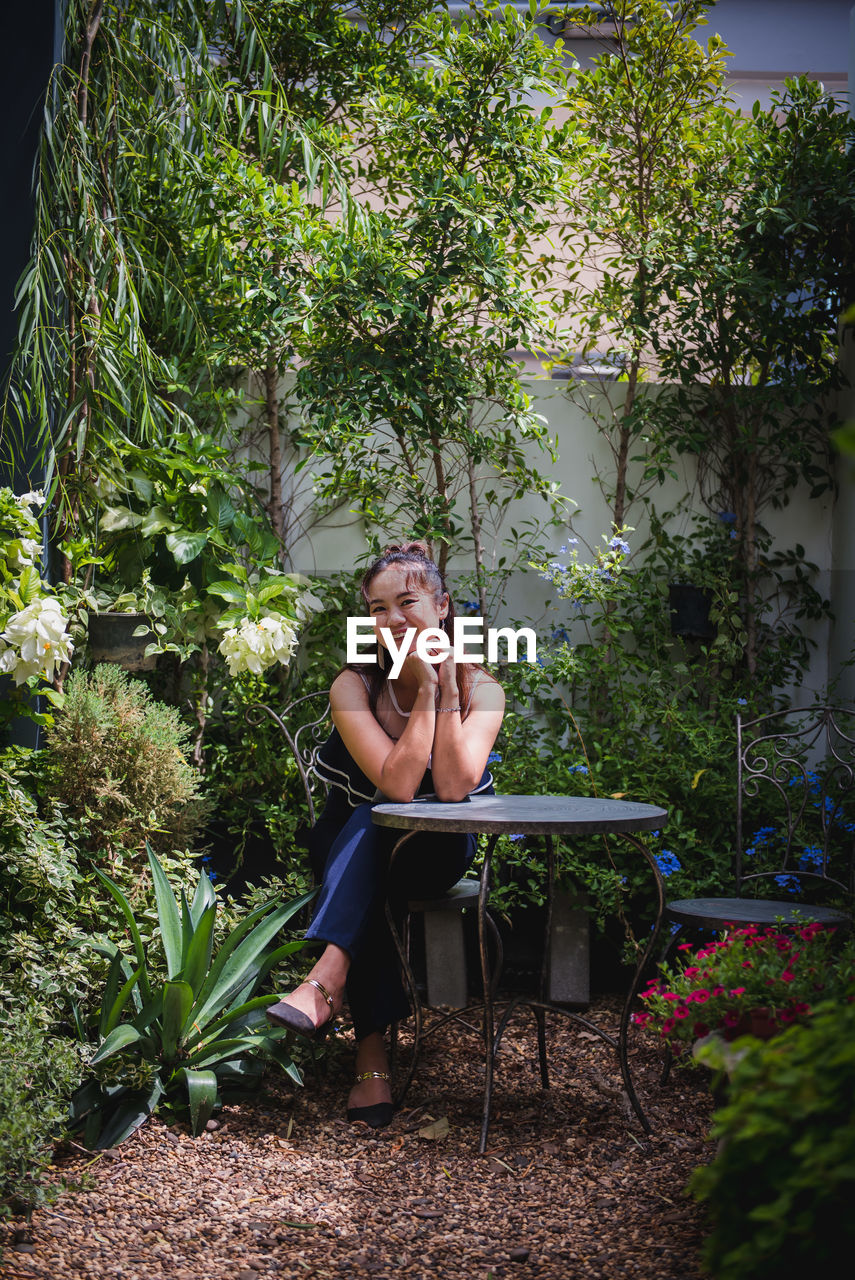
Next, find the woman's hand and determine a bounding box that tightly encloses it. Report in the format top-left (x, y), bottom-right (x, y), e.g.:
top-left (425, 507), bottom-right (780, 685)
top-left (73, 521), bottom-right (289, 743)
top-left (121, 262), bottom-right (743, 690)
top-left (398, 645), bottom-right (440, 692)
top-left (436, 649), bottom-right (458, 706)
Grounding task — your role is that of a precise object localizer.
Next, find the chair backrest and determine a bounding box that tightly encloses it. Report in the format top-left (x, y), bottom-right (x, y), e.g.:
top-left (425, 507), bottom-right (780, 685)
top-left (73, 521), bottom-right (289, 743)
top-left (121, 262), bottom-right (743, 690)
top-left (736, 705), bottom-right (855, 900)
top-left (247, 690), bottom-right (331, 828)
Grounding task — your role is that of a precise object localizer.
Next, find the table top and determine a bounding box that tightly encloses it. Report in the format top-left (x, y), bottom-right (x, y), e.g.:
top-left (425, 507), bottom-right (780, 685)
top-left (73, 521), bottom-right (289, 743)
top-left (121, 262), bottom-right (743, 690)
top-left (371, 793), bottom-right (666, 835)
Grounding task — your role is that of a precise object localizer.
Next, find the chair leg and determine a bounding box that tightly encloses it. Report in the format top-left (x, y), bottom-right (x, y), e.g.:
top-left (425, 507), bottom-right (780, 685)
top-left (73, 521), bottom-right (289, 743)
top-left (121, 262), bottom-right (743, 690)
top-left (534, 1005), bottom-right (549, 1089)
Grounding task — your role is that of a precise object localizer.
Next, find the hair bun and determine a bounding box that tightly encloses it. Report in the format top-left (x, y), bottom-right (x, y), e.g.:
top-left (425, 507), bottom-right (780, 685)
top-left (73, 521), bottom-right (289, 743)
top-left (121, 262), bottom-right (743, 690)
top-left (381, 540), bottom-right (432, 561)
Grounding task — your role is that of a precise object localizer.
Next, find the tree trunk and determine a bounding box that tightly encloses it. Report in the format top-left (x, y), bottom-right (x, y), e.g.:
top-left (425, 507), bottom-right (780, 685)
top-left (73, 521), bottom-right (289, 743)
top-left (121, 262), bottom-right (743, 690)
top-left (264, 350), bottom-right (286, 547)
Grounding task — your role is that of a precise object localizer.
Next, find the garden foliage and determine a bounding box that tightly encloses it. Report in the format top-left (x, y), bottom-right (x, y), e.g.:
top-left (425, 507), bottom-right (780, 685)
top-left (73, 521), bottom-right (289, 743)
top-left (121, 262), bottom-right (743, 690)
top-left (71, 847), bottom-right (314, 1148)
top-left (690, 997), bottom-right (855, 1279)
top-left (44, 664), bottom-right (206, 861)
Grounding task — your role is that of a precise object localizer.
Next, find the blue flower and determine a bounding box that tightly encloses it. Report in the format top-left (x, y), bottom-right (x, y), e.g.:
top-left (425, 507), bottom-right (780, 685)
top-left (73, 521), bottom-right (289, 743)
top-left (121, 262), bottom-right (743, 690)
top-left (718, 511), bottom-right (736, 524)
top-left (208, 871), bottom-right (218, 883)
top-left (654, 851), bottom-right (682, 877)
top-left (568, 763), bottom-right (588, 774)
top-left (743, 846), bottom-right (756, 859)
top-left (774, 874), bottom-right (799, 893)
top-left (487, 751), bottom-right (502, 764)
top-left (608, 536), bottom-right (630, 555)
top-left (737, 697), bottom-right (747, 705)
top-left (799, 846), bottom-right (823, 870)
top-left (551, 627), bottom-right (571, 644)
top-left (509, 833), bottom-right (525, 843)
top-left (461, 600), bottom-right (480, 614)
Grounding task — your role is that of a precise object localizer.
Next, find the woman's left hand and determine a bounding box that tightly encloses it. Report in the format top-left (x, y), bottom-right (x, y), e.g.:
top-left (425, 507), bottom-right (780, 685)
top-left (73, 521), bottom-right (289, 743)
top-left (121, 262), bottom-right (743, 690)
top-left (436, 649), bottom-right (458, 706)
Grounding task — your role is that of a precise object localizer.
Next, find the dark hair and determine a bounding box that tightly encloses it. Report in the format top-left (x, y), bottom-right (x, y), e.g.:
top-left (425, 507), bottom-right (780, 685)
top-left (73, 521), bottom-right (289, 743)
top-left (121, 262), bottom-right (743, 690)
top-left (350, 541), bottom-right (476, 713)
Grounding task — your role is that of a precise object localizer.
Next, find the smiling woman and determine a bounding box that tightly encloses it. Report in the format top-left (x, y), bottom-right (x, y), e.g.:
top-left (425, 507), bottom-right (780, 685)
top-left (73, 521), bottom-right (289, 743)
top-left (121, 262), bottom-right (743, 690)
top-left (266, 541), bottom-right (505, 1129)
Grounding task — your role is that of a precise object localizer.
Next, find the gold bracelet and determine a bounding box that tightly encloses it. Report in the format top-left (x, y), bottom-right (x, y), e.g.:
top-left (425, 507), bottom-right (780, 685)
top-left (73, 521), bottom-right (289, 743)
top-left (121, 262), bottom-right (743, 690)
top-left (437, 705), bottom-right (461, 713)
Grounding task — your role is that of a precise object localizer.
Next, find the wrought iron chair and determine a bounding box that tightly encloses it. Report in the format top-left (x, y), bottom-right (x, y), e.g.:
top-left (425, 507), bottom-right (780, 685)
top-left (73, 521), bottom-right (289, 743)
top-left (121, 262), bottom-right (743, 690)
top-left (666, 705), bottom-right (855, 938)
top-left (657, 705), bottom-right (854, 1085)
top-left (248, 688), bottom-right (503, 1107)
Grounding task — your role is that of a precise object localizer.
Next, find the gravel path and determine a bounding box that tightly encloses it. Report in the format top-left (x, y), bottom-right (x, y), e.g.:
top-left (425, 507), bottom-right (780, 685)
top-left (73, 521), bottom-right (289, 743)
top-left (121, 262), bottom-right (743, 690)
top-left (3, 996), bottom-right (714, 1279)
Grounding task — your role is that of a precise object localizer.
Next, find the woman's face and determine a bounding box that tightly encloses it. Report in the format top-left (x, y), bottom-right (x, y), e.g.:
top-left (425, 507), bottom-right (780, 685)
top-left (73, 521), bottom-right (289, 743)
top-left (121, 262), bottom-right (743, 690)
top-left (365, 565), bottom-right (449, 656)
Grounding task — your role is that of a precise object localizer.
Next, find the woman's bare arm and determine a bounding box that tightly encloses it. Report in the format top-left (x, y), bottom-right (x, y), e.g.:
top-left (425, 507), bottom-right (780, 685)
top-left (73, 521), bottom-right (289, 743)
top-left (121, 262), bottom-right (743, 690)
top-left (329, 668), bottom-right (436, 803)
top-left (429, 670), bottom-right (505, 802)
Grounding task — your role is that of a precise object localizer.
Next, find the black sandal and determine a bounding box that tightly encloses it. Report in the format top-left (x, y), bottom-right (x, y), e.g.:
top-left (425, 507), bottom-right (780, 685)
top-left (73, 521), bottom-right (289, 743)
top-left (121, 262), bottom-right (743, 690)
top-left (265, 977), bottom-right (337, 1040)
top-left (347, 1071), bottom-right (394, 1129)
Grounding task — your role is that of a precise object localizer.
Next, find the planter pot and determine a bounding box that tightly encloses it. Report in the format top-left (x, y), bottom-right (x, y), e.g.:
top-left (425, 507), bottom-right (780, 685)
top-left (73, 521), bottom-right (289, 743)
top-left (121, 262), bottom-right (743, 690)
top-left (727, 1006), bottom-right (781, 1042)
top-left (668, 582), bottom-right (715, 640)
top-left (87, 612), bottom-right (156, 671)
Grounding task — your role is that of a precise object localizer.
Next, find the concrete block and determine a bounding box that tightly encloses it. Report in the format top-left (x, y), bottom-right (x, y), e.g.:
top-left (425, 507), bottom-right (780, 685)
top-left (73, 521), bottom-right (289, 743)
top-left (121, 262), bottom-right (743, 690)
top-left (423, 908), bottom-right (468, 1009)
top-left (548, 886), bottom-right (590, 1006)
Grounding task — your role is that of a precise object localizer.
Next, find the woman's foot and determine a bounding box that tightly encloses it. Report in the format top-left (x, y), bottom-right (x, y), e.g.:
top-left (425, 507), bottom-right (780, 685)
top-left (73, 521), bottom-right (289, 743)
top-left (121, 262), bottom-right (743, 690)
top-left (347, 1033), bottom-right (394, 1127)
top-left (266, 946), bottom-right (349, 1038)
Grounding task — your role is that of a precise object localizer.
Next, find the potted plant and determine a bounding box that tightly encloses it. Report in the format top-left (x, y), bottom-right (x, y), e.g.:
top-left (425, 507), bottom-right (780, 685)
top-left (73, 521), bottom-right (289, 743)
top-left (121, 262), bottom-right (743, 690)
top-left (634, 921), bottom-right (854, 1057)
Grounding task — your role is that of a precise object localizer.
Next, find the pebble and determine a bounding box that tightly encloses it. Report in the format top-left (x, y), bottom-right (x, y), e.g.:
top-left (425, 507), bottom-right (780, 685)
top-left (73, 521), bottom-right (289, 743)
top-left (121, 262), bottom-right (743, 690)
top-left (509, 1246), bottom-right (531, 1262)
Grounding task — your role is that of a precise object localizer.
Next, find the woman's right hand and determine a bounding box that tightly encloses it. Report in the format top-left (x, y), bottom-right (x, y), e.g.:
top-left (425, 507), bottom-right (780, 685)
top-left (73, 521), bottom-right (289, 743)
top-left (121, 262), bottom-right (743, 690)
top-left (398, 647), bottom-right (440, 692)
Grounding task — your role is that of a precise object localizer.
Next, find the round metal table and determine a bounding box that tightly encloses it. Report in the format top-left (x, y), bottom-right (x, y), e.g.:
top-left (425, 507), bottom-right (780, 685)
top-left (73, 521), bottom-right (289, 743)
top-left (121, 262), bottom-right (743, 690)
top-left (372, 794), bottom-right (667, 1151)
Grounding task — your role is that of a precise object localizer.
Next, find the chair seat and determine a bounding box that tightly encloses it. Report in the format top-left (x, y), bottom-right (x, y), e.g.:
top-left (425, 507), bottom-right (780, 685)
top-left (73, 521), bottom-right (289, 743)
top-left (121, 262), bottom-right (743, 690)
top-left (408, 877), bottom-right (481, 913)
top-left (667, 896), bottom-right (851, 930)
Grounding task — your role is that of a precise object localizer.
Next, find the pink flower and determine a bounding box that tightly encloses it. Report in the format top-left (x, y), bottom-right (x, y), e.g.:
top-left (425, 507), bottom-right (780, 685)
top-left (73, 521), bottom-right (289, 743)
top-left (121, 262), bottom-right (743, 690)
top-left (632, 1011), bottom-right (652, 1026)
top-left (780, 970), bottom-right (795, 982)
top-left (688, 990), bottom-right (711, 1004)
top-left (712, 986), bottom-right (725, 997)
top-left (674, 1006), bottom-right (689, 1020)
top-left (661, 992), bottom-right (681, 1001)
top-left (729, 987), bottom-right (746, 997)
top-left (662, 1018), bottom-right (676, 1035)
top-left (693, 1022), bottom-right (710, 1039)
top-left (683, 967), bottom-right (701, 978)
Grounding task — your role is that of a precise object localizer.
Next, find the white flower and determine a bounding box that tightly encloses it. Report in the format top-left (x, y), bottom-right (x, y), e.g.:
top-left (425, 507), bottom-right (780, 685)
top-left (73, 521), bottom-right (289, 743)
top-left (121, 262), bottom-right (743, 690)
top-left (295, 591), bottom-right (323, 622)
top-left (0, 596), bottom-right (74, 684)
top-left (15, 490), bottom-right (46, 510)
top-left (218, 610), bottom-right (298, 676)
top-left (7, 536), bottom-right (43, 571)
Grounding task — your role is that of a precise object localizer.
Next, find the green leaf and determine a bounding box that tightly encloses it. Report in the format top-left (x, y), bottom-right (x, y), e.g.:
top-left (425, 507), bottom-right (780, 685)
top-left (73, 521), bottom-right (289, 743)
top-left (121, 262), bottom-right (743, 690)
top-left (147, 844), bottom-right (184, 979)
top-left (180, 903), bottom-right (217, 998)
top-left (165, 529), bottom-right (208, 564)
top-left (161, 980), bottom-right (195, 1060)
top-left (100, 506), bottom-right (144, 533)
top-left (102, 964), bottom-right (144, 1038)
top-left (90, 1023), bottom-right (143, 1066)
top-left (98, 949), bottom-right (127, 1039)
top-left (189, 871), bottom-right (217, 926)
top-left (94, 1079), bottom-right (164, 1150)
top-left (187, 889), bottom-right (316, 1035)
top-left (140, 506), bottom-right (177, 537)
top-left (92, 870), bottom-right (152, 1003)
top-left (175, 1068), bottom-right (218, 1137)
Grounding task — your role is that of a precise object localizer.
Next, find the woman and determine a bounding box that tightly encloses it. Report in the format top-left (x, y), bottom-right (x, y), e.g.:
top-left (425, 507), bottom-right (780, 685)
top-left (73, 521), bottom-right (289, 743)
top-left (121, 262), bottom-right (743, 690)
top-left (267, 541), bottom-right (505, 1127)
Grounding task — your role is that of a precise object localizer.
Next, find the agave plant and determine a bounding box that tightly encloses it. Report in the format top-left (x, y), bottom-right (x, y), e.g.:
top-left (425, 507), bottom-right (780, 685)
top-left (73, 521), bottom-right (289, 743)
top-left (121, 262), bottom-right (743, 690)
top-left (70, 845), bottom-right (315, 1148)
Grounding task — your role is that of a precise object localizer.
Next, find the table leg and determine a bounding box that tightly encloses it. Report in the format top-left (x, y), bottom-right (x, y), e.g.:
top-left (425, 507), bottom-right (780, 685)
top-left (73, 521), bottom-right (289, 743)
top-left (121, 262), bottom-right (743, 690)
top-left (385, 830), bottom-right (422, 1109)
top-left (616, 832), bottom-right (665, 1135)
top-left (478, 834), bottom-right (499, 1154)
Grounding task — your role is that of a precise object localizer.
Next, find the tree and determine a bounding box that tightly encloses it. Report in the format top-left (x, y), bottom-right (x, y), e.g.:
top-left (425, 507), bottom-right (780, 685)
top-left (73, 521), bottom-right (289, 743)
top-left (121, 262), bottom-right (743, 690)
top-left (552, 0), bottom-right (730, 533)
top-left (657, 77), bottom-right (855, 675)
top-left (292, 2), bottom-right (569, 612)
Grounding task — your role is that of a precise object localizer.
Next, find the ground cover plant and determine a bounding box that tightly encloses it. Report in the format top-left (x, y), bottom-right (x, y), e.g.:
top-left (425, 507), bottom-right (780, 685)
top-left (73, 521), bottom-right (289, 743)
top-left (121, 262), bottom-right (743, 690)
top-left (70, 846), bottom-right (314, 1148)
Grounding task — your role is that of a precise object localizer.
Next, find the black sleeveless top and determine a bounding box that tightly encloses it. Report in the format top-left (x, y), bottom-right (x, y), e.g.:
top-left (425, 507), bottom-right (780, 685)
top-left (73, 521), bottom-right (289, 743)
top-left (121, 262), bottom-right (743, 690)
top-left (307, 727), bottom-right (494, 875)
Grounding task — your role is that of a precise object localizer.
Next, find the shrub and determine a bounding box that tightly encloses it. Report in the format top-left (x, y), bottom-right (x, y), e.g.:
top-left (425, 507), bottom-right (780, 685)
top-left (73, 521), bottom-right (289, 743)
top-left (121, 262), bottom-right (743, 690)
top-left (44, 663), bottom-right (206, 860)
top-left (636, 923), bottom-right (854, 1051)
top-left (0, 996), bottom-right (84, 1218)
top-left (690, 996), bottom-right (855, 1278)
